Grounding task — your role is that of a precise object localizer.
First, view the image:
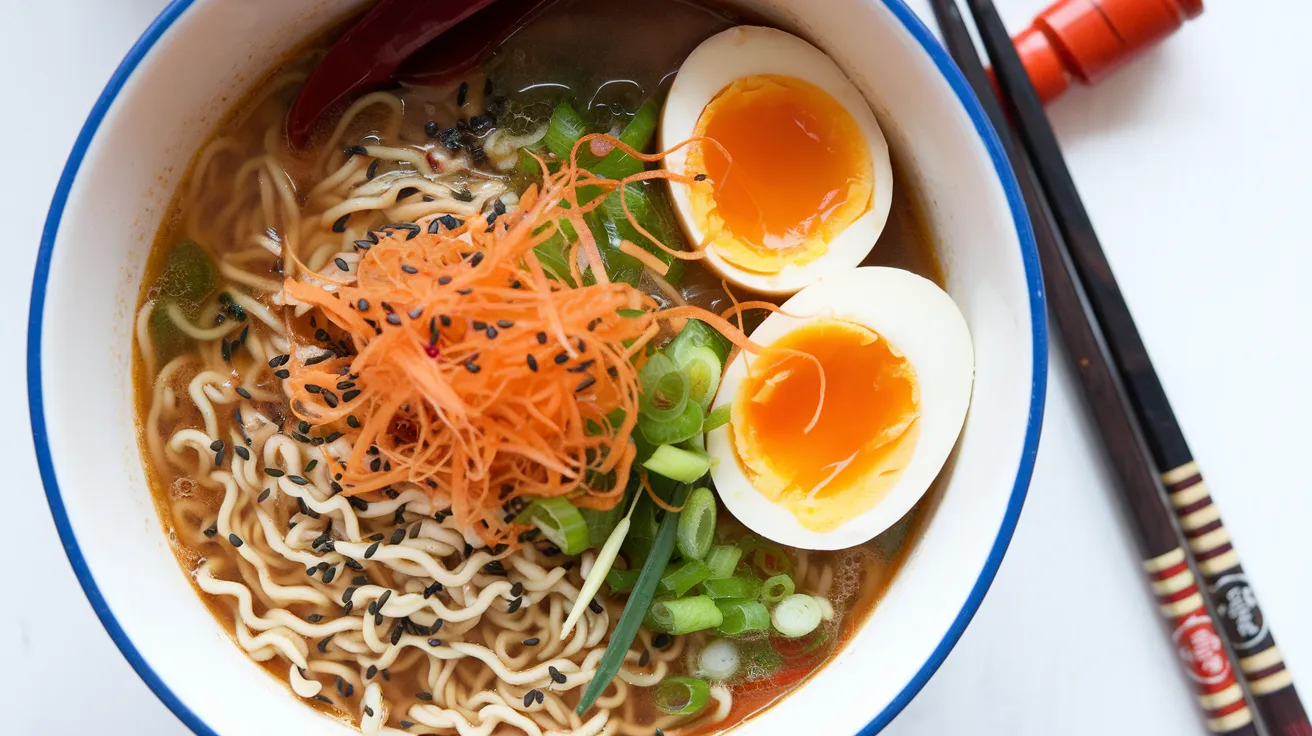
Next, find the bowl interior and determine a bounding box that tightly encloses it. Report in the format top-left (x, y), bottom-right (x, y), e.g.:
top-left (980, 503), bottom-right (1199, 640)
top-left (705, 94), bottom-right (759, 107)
top-left (30, 0), bottom-right (1043, 734)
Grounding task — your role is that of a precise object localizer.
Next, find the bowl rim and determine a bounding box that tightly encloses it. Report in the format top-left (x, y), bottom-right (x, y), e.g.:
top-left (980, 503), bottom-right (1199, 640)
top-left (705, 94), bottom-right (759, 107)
top-left (25, 0), bottom-right (1048, 733)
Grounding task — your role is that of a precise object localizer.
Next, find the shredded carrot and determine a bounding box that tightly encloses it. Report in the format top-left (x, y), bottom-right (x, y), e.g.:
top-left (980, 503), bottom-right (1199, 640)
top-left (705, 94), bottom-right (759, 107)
top-left (618, 240), bottom-right (671, 277)
top-left (278, 135), bottom-right (771, 546)
top-left (640, 470), bottom-right (685, 513)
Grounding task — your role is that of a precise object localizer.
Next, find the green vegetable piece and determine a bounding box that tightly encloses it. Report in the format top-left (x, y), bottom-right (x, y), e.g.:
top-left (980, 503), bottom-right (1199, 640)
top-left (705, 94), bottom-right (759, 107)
top-left (638, 353), bottom-right (689, 423)
top-left (544, 99), bottom-right (589, 160)
top-left (645, 595), bottom-right (723, 635)
top-left (701, 575), bottom-right (761, 600)
top-left (666, 318), bottom-right (732, 366)
top-left (158, 240), bottom-right (218, 308)
top-left (676, 487), bottom-right (717, 560)
top-left (705, 545), bottom-right (743, 579)
top-left (704, 403), bottom-right (732, 432)
top-left (516, 497), bottom-right (590, 555)
top-left (696, 639), bottom-right (742, 681)
top-left (658, 559), bottom-right (713, 598)
top-left (674, 344), bottom-right (723, 410)
top-left (590, 100), bottom-right (659, 180)
top-left (751, 544), bottom-right (794, 578)
top-left (654, 676), bottom-right (711, 716)
top-left (642, 444), bottom-right (711, 483)
top-left (638, 399), bottom-right (703, 446)
top-left (606, 567), bottom-right (640, 594)
top-left (148, 301), bottom-right (191, 364)
top-left (714, 598), bottom-right (771, 637)
top-left (577, 484), bottom-right (692, 714)
top-left (760, 574), bottom-right (796, 604)
top-left (772, 594), bottom-right (824, 638)
top-left (600, 183), bottom-right (686, 284)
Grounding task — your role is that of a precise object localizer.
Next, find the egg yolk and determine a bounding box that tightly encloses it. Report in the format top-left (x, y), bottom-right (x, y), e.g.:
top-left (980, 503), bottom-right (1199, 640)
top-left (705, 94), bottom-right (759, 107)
top-left (731, 319), bottom-right (919, 532)
top-left (687, 75), bottom-right (873, 274)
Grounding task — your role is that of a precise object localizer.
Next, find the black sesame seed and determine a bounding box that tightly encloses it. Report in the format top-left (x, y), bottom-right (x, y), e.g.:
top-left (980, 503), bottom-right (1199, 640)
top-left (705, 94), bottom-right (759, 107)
top-left (694, 173), bottom-right (708, 181)
top-left (639, 649), bottom-right (651, 667)
top-left (427, 638), bottom-right (443, 647)
top-left (228, 534), bottom-right (243, 547)
top-left (424, 120), bottom-right (441, 138)
top-left (575, 376), bottom-right (597, 393)
top-left (465, 361), bottom-right (481, 373)
top-left (366, 664), bottom-right (378, 679)
top-left (334, 257), bottom-right (349, 272)
top-left (492, 199), bottom-right (506, 216)
top-left (348, 415), bottom-right (360, 428)
top-left (322, 566), bottom-right (337, 584)
top-left (318, 635), bottom-right (334, 653)
top-left (472, 320), bottom-right (488, 331)
top-left (390, 528), bottom-right (406, 545)
top-left (507, 597), bottom-right (523, 613)
top-left (386, 313), bottom-right (402, 326)
top-left (652, 633), bottom-right (672, 649)
top-left (568, 360), bottom-right (595, 373)
top-left (423, 582), bottom-right (442, 598)
top-left (456, 288), bottom-right (472, 295)
top-left (345, 145), bottom-right (368, 157)
top-left (203, 523), bottom-right (218, 538)
top-left (367, 159), bottom-right (381, 180)
top-left (457, 82), bottom-right (469, 106)
top-left (331, 213), bottom-right (350, 233)
top-left (401, 264), bottom-right (419, 274)
top-left (306, 384), bottom-right (323, 394)
top-left (535, 690), bottom-right (545, 704)
top-left (497, 320), bottom-right (514, 329)
top-left (554, 352), bottom-right (569, 365)
top-left (274, 369), bottom-right (291, 379)
top-left (485, 327), bottom-right (498, 339)
top-left (364, 541), bottom-right (380, 559)
top-left (469, 252), bottom-right (485, 267)
top-left (511, 582), bottom-right (524, 596)
top-left (549, 666), bottom-right (566, 684)
top-left (288, 475), bottom-right (309, 486)
top-left (390, 624), bottom-right (404, 645)
top-left (437, 276), bottom-right (452, 286)
top-left (439, 214), bottom-right (462, 229)
top-left (342, 389), bottom-right (361, 402)
top-left (522, 637), bottom-right (540, 646)
top-left (400, 720), bottom-right (414, 729)
top-left (416, 691), bottom-right (433, 702)
top-left (526, 355), bottom-right (538, 372)
top-left (357, 299), bottom-right (370, 311)
top-left (236, 387), bottom-right (252, 399)
top-left (314, 694), bottom-right (333, 705)
top-left (397, 186), bottom-right (420, 201)
top-left (354, 239), bottom-right (374, 250)
top-left (429, 620), bottom-right (444, 634)
top-left (524, 691), bottom-right (535, 708)
top-left (257, 488), bottom-right (271, 502)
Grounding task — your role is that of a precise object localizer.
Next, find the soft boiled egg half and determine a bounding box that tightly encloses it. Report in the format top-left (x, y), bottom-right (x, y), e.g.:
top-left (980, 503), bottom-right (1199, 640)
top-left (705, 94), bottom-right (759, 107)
top-left (707, 267), bottom-right (974, 550)
top-left (659, 26), bottom-right (894, 295)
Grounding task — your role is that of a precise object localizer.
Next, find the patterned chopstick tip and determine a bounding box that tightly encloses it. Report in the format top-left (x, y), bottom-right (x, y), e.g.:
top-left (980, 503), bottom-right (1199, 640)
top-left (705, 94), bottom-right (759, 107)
top-left (1143, 547), bottom-right (1253, 733)
top-left (1162, 462), bottom-right (1295, 700)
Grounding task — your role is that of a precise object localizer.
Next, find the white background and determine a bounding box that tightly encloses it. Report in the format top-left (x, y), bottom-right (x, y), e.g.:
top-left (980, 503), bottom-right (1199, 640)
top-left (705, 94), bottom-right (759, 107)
top-left (2, 0), bottom-right (1308, 734)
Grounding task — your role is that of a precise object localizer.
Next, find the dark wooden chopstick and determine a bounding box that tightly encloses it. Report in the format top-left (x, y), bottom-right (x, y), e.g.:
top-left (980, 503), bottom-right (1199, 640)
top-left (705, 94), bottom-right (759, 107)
top-left (928, 1), bottom-right (1279, 733)
top-left (954, 2), bottom-right (1312, 734)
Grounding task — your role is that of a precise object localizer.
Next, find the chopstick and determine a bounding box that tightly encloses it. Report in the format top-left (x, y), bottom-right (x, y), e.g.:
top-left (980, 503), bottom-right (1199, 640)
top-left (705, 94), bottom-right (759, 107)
top-left (955, 2), bottom-right (1312, 734)
top-left (927, 1), bottom-right (1305, 734)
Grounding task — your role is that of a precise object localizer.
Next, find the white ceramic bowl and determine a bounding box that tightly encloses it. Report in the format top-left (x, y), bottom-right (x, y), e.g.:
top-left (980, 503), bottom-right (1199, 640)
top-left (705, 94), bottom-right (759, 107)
top-left (28, 1), bottom-right (1046, 734)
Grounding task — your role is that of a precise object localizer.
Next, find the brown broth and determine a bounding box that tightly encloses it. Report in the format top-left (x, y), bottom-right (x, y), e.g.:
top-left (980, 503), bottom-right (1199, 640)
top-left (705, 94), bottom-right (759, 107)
top-left (133, 1), bottom-right (947, 732)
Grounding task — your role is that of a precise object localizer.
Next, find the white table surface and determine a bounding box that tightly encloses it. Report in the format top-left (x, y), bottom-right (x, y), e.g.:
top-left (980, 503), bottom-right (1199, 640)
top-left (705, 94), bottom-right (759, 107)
top-left (3, 1), bottom-right (1308, 734)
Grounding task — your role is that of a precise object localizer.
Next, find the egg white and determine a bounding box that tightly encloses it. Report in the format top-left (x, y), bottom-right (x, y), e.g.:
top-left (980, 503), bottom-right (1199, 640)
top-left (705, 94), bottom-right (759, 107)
top-left (706, 267), bottom-right (974, 550)
top-left (659, 26), bottom-right (894, 296)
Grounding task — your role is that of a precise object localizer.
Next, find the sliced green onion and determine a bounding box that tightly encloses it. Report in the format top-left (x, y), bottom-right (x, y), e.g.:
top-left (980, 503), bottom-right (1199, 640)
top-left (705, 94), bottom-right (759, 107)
top-left (714, 598), bottom-right (771, 637)
top-left (771, 594), bottom-right (824, 638)
top-left (577, 484), bottom-right (691, 715)
top-left (600, 183), bottom-right (684, 284)
top-left (654, 676), bottom-right (711, 716)
top-left (544, 99), bottom-right (589, 160)
top-left (606, 567), bottom-right (640, 593)
top-left (617, 308), bottom-right (647, 318)
top-left (666, 318), bottom-right (733, 366)
top-left (676, 487), bottom-right (717, 560)
top-left (645, 595), bottom-right (723, 635)
top-left (590, 99), bottom-right (659, 180)
top-left (669, 341), bottom-right (723, 408)
top-left (638, 399), bottom-right (703, 446)
top-left (740, 639), bottom-right (784, 681)
top-left (704, 403), bottom-right (732, 432)
top-left (561, 493), bottom-right (642, 637)
top-left (701, 575), bottom-right (761, 600)
top-left (751, 545), bottom-right (794, 578)
top-left (696, 639), bottom-right (741, 681)
top-left (705, 545), bottom-right (742, 579)
top-left (658, 559), bottom-right (712, 597)
top-left (642, 444), bottom-right (710, 483)
top-left (516, 497), bottom-right (590, 555)
top-left (760, 574), bottom-right (795, 604)
top-left (638, 354), bottom-right (688, 423)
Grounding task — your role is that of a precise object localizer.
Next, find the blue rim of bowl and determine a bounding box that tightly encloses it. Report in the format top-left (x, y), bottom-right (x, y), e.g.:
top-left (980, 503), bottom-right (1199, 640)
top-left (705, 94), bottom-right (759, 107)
top-left (27, 0), bottom-right (1047, 733)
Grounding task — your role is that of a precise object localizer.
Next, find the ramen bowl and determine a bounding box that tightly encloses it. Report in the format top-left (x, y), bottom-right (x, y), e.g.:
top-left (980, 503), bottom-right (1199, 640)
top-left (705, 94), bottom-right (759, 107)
top-left (28, 0), bottom-right (1045, 733)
